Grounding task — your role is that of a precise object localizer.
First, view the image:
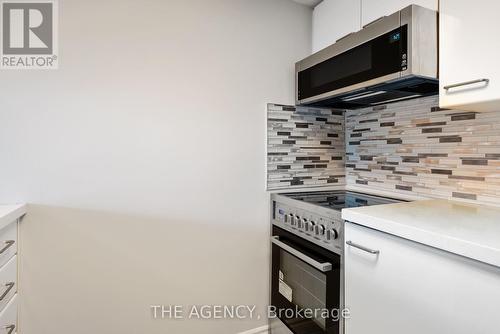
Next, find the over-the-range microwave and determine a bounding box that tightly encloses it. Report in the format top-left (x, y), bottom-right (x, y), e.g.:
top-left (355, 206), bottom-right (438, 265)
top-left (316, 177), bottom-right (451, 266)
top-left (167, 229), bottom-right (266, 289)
top-left (296, 5), bottom-right (438, 109)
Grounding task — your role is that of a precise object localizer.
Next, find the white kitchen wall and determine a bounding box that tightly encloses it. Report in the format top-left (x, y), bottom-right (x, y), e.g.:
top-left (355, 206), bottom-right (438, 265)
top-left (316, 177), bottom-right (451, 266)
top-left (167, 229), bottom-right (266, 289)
top-left (0, 0), bottom-right (312, 333)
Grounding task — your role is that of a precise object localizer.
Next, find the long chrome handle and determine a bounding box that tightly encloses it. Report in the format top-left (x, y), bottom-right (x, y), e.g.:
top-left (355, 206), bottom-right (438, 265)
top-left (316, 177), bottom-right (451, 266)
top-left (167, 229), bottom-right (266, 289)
top-left (5, 325), bottom-right (15, 334)
top-left (443, 78), bottom-right (489, 91)
top-left (0, 283), bottom-right (15, 301)
top-left (271, 236), bottom-right (332, 272)
top-left (346, 240), bottom-right (380, 254)
top-left (0, 241), bottom-right (15, 255)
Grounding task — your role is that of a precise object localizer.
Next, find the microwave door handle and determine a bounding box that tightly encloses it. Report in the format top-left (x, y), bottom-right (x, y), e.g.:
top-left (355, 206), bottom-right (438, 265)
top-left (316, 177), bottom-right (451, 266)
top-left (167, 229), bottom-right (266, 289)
top-left (271, 236), bottom-right (332, 272)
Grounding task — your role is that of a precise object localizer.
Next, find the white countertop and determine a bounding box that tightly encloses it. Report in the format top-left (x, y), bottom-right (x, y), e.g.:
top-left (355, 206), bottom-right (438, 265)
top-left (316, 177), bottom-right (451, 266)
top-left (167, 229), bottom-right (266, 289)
top-left (342, 199), bottom-right (500, 268)
top-left (0, 204), bottom-right (27, 230)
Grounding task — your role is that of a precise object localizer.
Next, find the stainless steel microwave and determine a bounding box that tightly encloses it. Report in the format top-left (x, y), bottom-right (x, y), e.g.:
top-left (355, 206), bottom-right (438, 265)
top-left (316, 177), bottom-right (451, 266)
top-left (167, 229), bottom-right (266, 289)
top-left (296, 5), bottom-right (438, 109)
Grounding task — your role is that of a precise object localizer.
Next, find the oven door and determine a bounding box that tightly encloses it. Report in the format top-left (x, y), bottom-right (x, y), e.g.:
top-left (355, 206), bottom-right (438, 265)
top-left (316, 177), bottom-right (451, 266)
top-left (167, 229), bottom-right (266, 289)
top-left (271, 226), bottom-right (341, 334)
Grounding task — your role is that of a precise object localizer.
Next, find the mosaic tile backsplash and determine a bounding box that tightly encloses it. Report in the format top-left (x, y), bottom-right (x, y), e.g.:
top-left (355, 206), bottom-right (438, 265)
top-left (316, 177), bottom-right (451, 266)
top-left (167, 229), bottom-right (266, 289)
top-left (267, 104), bottom-right (345, 190)
top-left (346, 96), bottom-right (500, 206)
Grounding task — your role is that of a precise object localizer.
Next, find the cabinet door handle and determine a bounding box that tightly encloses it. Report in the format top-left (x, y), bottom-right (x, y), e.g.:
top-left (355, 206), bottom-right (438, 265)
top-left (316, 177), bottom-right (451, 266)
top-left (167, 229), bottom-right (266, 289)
top-left (0, 282), bottom-right (15, 301)
top-left (346, 240), bottom-right (380, 254)
top-left (443, 78), bottom-right (489, 91)
top-left (5, 325), bottom-right (15, 334)
top-left (0, 241), bottom-right (15, 255)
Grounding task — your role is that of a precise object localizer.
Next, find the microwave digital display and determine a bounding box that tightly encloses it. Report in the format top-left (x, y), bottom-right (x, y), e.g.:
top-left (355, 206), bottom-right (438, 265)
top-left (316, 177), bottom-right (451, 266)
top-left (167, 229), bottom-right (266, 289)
top-left (390, 32), bottom-right (401, 43)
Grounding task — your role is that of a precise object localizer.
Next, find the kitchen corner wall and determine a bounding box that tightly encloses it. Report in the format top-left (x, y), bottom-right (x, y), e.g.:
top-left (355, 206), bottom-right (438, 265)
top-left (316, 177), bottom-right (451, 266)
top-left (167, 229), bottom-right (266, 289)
top-left (0, 1), bottom-right (312, 333)
top-left (346, 96), bottom-right (500, 206)
top-left (267, 104), bottom-right (345, 190)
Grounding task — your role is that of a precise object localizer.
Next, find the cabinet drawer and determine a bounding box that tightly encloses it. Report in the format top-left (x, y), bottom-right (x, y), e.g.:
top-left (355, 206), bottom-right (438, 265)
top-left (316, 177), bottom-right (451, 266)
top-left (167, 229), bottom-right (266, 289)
top-left (0, 223), bottom-right (17, 269)
top-left (0, 295), bottom-right (16, 334)
top-left (0, 256), bottom-right (16, 313)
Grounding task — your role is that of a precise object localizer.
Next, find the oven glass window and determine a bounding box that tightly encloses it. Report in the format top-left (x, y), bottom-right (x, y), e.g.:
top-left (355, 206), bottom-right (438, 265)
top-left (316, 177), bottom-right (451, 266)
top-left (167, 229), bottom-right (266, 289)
top-left (298, 25), bottom-right (407, 101)
top-left (280, 249), bottom-right (327, 329)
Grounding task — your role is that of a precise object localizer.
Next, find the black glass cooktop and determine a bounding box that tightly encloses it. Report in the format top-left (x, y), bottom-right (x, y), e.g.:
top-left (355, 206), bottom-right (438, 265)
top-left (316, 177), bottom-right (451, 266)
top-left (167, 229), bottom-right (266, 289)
top-left (282, 191), bottom-right (401, 211)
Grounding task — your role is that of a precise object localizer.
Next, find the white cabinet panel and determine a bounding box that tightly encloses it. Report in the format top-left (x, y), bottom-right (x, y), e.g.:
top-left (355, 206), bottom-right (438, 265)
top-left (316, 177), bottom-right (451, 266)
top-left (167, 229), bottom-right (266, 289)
top-left (345, 222), bottom-right (500, 334)
top-left (0, 256), bottom-right (16, 313)
top-left (312, 0), bottom-right (438, 53)
top-left (361, 0), bottom-right (437, 27)
top-left (440, 0), bottom-right (500, 112)
top-left (0, 295), bottom-right (16, 334)
top-left (0, 223), bottom-right (17, 269)
top-left (312, 0), bottom-right (361, 53)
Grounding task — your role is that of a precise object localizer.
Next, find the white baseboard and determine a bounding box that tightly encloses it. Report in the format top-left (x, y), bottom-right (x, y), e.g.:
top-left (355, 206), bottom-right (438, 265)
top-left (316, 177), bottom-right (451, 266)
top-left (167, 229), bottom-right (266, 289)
top-left (237, 324), bottom-right (270, 334)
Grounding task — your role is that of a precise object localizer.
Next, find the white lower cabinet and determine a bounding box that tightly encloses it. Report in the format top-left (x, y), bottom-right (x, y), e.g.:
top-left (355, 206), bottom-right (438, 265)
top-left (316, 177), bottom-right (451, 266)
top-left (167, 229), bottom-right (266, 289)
top-left (0, 295), bottom-right (17, 334)
top-left (344, 222), bottom-right (500, 334)
top-left (0, 220), bottom-right (19, 334)
top-left (0, 256), bottom-right (17, 313)
top-left (0, 223), bottom-right (17, 269)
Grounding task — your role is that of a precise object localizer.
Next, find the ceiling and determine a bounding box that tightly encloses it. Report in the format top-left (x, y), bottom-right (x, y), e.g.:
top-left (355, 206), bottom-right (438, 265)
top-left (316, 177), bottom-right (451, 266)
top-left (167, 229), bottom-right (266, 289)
top-left (291, 0), bottom-right (323, 8)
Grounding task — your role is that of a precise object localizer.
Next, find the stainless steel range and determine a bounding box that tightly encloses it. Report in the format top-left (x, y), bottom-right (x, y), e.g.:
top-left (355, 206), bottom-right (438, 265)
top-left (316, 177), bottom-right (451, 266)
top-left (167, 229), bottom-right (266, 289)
top-left (269, 190), bottom-right (401, 334)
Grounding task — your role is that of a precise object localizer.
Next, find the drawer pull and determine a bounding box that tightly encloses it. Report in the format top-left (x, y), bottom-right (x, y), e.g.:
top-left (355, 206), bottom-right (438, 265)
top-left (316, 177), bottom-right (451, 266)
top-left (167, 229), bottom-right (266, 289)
top-left (346, 240), bottom-right (380, 254)
top-left (443, 78), bottom-right (489, 91)
top-left (0, 283), bottom-right (14, 301)
top-left (4, 325), bottom-right (15, 334)
top-left (0, 241), bottom-right (15, 255)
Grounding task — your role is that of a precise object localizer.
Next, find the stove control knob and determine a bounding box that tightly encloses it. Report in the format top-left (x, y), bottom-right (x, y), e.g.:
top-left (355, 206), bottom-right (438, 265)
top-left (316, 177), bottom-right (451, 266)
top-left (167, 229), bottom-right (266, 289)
top-left (289, 214), bottom-right (295, 226)
top-left (309, 221), bottom-right (316, 232)
top-left (296, 216), bottom-right (302, 228)
top-left (303, 219), bottom-right (310, 231)
top-left (315, 224), bottom-right (325, 236)
top-left (327, 229), bottom-right (338, 240)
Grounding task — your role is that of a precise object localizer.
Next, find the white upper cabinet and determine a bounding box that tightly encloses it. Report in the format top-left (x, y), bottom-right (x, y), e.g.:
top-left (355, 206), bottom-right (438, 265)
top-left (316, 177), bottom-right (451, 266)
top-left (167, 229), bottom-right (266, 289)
top-left (361, 0), bottom-right (437, 27)
top-left (312, 0), bottom-right (361, 53)
top-left (440, 0), bottom-right (500, 112)
top-left (312, 0), bottom-right (437, 54)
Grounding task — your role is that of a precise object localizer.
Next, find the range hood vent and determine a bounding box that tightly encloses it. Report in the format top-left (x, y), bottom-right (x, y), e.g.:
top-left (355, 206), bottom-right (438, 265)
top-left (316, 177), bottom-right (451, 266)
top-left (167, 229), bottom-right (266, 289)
top-left (306, 77), bottom-right (438, 109)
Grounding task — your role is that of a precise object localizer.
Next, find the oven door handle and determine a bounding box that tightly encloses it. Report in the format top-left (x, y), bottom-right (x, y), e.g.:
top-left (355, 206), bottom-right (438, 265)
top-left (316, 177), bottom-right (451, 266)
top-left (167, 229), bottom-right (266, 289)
top-left (271, 236), bottom-right (332, 272)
